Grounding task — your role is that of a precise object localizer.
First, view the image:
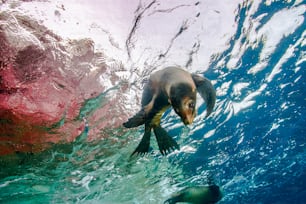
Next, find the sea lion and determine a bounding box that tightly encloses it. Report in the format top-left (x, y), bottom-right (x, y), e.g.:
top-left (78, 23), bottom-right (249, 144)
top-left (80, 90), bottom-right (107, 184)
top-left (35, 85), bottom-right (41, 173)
top-left (123, 67), bottom-right (216, 156)
top-left (164, 184), bottom-right (222, 204)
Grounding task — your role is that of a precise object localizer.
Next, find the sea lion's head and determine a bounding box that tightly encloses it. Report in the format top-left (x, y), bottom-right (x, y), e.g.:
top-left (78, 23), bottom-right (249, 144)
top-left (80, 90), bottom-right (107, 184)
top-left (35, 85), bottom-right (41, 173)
top-left (170, 83), bottom-right (196, 125)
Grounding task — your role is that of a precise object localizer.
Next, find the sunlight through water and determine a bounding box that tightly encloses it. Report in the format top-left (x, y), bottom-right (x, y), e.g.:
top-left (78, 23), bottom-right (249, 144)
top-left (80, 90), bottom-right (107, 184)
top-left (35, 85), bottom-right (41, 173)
top-left (0, 0), bottom-right (305, 203)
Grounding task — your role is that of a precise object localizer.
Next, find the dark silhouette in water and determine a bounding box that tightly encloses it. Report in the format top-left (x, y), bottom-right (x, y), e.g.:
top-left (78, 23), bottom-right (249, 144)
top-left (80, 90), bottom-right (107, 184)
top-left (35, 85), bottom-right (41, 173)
top-left (164, 184), bottom-right (222, 204)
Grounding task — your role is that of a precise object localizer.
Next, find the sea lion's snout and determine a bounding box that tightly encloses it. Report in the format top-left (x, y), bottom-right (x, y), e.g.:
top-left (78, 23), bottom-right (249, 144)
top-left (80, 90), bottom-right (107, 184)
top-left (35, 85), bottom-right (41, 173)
top-left (182, 98), bottom-right (196, 125)
top-left (183, 114), bottom-right (194, 125)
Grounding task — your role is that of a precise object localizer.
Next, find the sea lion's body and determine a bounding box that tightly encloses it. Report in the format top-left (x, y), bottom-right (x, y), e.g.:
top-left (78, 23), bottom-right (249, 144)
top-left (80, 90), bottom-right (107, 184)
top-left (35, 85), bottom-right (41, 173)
top-left (123, 67), bottom-right (216, 156)
top-left (142, 67), bottom-right (197, 126)
top-left (164, 185), bottom-right (222, 204)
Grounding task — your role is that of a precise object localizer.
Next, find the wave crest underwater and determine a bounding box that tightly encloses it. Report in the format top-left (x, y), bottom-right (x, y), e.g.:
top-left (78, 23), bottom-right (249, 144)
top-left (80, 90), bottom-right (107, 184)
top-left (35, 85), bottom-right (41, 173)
top-left (0, 0), bottom-right (305, 203)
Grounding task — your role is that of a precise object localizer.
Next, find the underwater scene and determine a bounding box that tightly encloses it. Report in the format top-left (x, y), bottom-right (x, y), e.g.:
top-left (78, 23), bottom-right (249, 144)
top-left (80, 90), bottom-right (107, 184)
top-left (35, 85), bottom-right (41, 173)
top-left (0, 0), bottom-right (305, 203)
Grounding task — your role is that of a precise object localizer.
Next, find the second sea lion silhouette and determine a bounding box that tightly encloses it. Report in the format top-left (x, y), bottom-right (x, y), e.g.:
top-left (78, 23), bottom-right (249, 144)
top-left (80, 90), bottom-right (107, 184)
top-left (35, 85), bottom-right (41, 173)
top-left (123, 67), bottom-right (216, 156)
top-left (164, 184), bottom-right (222, 204)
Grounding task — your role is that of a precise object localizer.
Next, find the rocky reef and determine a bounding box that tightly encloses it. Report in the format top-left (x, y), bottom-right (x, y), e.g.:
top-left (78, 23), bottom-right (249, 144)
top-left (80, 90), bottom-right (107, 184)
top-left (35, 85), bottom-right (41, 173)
top-left (0, 10), bottom-right (130, 155)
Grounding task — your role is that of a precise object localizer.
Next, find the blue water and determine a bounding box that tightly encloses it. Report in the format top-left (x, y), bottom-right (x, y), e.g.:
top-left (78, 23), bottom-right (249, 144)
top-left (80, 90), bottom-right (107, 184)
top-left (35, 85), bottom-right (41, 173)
top-left (1, 1), bottom-right (306, 204)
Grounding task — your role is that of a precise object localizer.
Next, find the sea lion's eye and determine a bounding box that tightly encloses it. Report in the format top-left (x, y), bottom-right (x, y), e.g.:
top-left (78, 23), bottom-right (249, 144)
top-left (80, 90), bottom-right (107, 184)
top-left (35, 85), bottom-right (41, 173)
top-left (188, 102), bottom-right (195, 109)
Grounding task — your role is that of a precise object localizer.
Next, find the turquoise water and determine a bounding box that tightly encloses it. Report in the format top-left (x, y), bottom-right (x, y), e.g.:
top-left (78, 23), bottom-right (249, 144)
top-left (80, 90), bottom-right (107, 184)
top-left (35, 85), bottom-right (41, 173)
top-left (0, 128), bottom-right (186, 203)
top-left (1, 1), bottom-right (306, 203)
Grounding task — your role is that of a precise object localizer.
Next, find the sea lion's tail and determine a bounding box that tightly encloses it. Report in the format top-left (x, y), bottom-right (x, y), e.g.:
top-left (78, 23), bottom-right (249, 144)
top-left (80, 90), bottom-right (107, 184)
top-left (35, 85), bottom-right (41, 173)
top-left (154, 126), bottom-right (179, 155)
top-left (131, 128), bottom-right (151, 156)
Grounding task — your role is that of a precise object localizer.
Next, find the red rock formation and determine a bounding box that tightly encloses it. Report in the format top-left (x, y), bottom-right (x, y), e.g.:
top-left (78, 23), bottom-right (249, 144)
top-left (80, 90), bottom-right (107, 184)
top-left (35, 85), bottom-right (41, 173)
top-left (0, 11), bottom-right (130, 155)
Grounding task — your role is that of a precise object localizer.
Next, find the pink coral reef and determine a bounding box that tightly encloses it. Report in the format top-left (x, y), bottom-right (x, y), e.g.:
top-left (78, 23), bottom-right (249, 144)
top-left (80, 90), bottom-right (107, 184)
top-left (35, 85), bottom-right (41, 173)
top-left (0, 11), bottom-right (129, 155)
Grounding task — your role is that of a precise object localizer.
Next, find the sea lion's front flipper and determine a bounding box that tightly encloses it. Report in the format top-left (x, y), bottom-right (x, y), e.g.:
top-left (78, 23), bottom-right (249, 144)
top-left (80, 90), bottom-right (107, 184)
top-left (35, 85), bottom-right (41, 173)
top-left (123, 109), bottom-right (146, 128)
top-left (123, 93), bottom-right (157, 128)
top-left (131, 128), bottom-right (151, 156)
top-left (164, 191), bottom-right (186, 204)
top-left (191, 74), bottom-right (216, 117)
top-left (154, 126), bottom-right (179, 155)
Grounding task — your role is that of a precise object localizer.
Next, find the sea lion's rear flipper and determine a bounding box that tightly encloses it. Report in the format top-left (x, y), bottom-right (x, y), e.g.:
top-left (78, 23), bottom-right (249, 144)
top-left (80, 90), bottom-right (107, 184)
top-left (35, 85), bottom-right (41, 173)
top-left (123, 109), bottom-right (146, 128)
top-left (191, 74), bottom-right (216, 117)
top-left (154, 126), bottom-right (179, 155)
top-left (131, 129), bottom-right (151, 156)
